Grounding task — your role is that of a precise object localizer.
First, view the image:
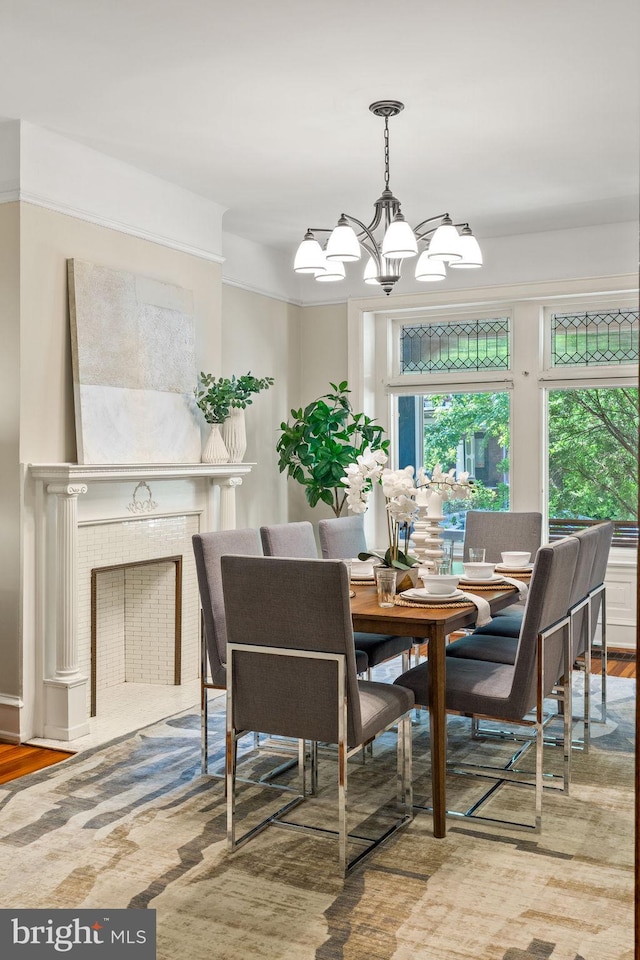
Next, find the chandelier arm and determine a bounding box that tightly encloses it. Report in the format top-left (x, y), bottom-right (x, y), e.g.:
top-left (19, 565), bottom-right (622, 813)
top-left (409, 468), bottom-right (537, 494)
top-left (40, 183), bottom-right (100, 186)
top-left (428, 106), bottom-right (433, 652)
top-left (412, 213), bottom-right (449, 240)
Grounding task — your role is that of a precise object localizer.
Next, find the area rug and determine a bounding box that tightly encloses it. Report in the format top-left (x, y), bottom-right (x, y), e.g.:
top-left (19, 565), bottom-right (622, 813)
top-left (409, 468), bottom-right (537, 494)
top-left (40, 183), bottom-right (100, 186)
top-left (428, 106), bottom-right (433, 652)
top-left (0, 678), bottom-right (634, 960)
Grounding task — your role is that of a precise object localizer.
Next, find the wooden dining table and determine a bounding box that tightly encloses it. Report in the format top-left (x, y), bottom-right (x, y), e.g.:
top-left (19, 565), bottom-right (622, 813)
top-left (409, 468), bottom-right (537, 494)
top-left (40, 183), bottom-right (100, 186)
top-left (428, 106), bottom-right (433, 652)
top-left (350, 582), bottom-right (520, 838)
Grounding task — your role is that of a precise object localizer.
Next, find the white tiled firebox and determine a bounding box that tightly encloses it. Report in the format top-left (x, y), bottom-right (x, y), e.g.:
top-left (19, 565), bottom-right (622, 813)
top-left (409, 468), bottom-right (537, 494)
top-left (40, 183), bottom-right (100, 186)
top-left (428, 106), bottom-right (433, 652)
top-left (28, 462), bottom-right (253, 742)
top-left (80, 515), bottom-right (200, 716)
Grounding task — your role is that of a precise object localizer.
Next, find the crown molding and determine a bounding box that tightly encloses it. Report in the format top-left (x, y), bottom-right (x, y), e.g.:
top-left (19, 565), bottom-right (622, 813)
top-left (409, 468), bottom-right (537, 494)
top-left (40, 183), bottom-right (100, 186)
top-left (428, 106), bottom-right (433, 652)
top-left (0, 120), bottom-right (227, 262)
top-left (20, 190), bottom-right (225, 263)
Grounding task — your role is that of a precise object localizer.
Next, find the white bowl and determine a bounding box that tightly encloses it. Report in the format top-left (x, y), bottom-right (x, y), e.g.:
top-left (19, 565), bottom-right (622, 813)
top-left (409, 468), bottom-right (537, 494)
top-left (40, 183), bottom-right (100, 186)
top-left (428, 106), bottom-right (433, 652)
top-left (462, 562), bottom-right (496, 580)
top-left (500, 551), bottom-right (531, 567)
top-left (421, 574), bottom-right (460, 596)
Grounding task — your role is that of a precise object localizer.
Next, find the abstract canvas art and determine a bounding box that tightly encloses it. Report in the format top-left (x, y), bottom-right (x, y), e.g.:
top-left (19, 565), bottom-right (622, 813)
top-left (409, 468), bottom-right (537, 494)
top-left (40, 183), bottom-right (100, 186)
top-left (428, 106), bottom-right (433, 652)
top-left (68, 259), bottom-right (202, 463)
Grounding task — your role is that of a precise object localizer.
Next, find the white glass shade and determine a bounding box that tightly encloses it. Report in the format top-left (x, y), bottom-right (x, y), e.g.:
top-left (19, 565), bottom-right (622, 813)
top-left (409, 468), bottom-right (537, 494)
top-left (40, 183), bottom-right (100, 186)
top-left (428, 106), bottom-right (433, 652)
top-left (449, 230), bottom-right (483, 268)
top-left (381, 216), bottom-right (418, 259)
top-left (427, 221), bottom-right (463, 263)
top-left (315, 258), bottom-right (346, 282)
top-left (326, 222), bottom-right (361, 262)
top-left (363, 256), bottom-right (381, 284)
top-left (294, 234), bottom-right (326, 274)
top-left (415, 250), bottom-right (446, 281)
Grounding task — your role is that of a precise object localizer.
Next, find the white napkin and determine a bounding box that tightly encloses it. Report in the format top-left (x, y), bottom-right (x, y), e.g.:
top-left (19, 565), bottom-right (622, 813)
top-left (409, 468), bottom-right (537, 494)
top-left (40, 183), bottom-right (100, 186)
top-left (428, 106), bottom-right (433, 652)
top-left (457, 591), bottom-right (492, 627)
top-left (498, 575), bottom-right (529, 600)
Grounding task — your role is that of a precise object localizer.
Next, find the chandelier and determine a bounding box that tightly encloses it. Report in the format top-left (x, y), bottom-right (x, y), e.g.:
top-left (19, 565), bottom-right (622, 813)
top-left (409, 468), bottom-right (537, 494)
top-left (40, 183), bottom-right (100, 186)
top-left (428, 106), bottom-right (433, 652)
top-left (293, 101), bottom-right (483, 295)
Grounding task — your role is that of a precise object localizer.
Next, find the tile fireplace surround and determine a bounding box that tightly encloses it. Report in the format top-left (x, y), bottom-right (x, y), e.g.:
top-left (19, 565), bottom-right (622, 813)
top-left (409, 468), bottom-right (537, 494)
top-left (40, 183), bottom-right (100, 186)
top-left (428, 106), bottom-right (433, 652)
top-left (28, 463), bottom-right (252, 742)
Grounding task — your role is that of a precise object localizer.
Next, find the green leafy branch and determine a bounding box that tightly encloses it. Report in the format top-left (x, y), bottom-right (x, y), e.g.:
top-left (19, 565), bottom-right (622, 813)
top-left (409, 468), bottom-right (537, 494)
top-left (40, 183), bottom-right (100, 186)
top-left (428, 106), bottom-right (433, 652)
top-left (276, 381), bottom-right (390, 516)
top-left (195, 372), bottom-right (274, 424)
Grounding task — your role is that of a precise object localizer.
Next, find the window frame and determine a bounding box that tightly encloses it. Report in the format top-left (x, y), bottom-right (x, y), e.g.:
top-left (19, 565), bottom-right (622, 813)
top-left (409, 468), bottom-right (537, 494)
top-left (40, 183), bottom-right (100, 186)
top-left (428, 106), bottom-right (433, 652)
top-left (347, 276), bottom-right (638, 556)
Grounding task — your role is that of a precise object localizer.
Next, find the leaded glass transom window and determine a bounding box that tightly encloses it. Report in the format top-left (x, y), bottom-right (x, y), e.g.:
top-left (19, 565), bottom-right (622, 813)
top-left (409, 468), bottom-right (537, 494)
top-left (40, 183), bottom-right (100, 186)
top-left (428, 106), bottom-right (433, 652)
top-left (400, 318), bottom-right (510, 374)
top-left (551, 309), bottom-right (639, 367)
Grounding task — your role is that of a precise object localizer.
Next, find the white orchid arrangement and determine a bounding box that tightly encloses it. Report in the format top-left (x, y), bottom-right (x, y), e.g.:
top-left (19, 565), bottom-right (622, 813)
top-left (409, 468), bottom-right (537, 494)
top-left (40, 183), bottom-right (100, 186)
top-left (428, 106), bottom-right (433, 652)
top-left (342, 450), bottom-right (473, 570)
top-left (416, 463), bottom-right (472, 501)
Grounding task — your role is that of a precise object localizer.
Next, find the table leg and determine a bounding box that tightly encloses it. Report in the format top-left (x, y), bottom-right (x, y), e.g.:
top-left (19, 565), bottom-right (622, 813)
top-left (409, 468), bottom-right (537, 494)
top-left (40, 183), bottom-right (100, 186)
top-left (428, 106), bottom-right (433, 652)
top-left (428, 626), bottom-right (447, 837)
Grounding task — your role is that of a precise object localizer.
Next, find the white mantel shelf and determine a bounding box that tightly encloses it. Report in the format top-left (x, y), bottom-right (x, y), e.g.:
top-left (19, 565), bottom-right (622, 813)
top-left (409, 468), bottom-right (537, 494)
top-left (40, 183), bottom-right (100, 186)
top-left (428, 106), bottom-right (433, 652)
top-left (29, 462), bottom-right (255, 483)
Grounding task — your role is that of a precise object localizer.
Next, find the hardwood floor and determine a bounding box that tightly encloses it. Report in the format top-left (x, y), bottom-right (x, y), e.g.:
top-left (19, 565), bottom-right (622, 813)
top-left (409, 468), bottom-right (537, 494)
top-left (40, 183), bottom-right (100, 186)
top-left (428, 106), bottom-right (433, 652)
top-left (590, 652), bottom-right (636, 679)
top-left (0, 744), bottom-right (74, 785)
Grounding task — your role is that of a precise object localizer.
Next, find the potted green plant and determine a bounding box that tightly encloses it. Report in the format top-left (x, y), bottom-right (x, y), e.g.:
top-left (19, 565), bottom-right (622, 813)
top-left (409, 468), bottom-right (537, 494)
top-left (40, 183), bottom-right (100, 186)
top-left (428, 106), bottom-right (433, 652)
top-left (276, 381), bottom-right (389, 515)
top-left (195, 372), bottom-right (274, 463)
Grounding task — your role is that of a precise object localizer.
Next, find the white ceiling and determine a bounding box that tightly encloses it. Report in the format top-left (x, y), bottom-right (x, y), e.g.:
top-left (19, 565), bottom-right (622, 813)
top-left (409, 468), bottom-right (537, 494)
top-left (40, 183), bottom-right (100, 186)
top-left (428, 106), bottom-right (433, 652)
top-left (1, 0), bottom-right (638, 253)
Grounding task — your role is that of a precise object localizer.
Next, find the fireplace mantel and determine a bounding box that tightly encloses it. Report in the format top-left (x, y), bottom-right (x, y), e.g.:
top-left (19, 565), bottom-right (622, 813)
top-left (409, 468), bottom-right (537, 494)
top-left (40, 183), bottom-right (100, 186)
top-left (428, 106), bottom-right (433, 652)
top-left (28, 460), bottom-right (253, 741)
top-left (29, 462), bottom-right (254, 483)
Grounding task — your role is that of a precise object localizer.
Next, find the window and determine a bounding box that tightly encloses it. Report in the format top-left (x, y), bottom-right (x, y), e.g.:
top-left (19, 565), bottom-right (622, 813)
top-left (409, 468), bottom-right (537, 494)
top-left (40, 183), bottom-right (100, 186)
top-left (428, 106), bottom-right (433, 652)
top-left (398, 391), bottom-right (511, 530)
top-left (547, 386), bottom-right (638, 545)
top-left (399, 317), bottom-right (510, 374)
top-left (551, 309), bottom-right (639, 367)
top-left (363, 283), bottom-right (638, 557)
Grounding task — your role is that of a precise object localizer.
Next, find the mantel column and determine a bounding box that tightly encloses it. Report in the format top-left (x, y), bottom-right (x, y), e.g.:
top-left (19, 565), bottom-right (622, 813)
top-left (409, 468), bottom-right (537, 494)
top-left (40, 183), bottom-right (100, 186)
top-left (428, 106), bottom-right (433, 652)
top-left (43, 482), bottom-right (90, 740)
top-left (218, 477), bottom-right (243, 530)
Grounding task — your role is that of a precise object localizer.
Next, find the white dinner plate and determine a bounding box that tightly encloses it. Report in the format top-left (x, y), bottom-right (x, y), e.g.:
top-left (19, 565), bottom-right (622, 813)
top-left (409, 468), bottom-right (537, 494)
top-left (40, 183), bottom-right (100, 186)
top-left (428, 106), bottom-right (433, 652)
top-left (496, 563), bottom-right (533, 572)
top-left (401, 587), bottom-right (464, 603)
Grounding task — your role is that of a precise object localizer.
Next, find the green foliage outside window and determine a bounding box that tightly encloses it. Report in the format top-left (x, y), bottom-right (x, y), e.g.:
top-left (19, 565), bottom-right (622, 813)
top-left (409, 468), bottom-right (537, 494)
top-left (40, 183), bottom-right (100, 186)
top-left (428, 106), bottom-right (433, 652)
top-left (419, 387), bottom-right (637, 524)
top-left (548, 387), bottom-right (638, 520)
top-left (423, 392), bottom-right (510, 516)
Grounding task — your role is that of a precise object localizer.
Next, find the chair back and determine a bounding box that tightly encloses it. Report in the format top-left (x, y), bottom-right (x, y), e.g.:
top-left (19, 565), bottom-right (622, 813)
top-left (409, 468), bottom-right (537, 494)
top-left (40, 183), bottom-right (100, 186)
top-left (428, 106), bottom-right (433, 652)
top-left (587, 521), bottom-right (613, 639)
top-left (508, 537), bottom-right (579, 719)
top-left (463, 511), bottom-right (542, 563)
top-left (567, 525), bottom-right (601, 659)
top-left (222, 556), bottom-right (363, 746)
top-left (192, 528), bottom-right (263, 687)
top-left (260, 521), bottom-right (318, 558)
top-left (318, 514), bottom-right (367, 559)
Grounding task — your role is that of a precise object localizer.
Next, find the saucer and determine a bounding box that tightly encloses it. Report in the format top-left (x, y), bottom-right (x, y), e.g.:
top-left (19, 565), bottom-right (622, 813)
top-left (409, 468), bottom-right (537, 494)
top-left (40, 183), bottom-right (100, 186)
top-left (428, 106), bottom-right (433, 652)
top-left (496, 563), bottom-right (533, 572)
top-left (458, 573), bottom-right (505, 584)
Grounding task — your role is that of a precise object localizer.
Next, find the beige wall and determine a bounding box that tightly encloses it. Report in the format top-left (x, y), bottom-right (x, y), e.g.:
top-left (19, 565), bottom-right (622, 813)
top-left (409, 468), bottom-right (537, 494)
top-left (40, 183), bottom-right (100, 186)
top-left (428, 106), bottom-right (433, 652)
top-left (221, 283), bottom-right (301, 528)
top-left (19, 203), bottom-right (223, 463)
top-left (0, 203), bottom-right (21, 701)
top-left (290, 301), bottom-right (350, 524)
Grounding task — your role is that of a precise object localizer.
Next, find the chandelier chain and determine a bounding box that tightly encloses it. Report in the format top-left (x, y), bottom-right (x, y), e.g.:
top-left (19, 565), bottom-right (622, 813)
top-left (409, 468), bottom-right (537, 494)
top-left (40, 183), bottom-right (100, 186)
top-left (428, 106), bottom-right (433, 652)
top-left (384, 116), bottom-right (390, 190)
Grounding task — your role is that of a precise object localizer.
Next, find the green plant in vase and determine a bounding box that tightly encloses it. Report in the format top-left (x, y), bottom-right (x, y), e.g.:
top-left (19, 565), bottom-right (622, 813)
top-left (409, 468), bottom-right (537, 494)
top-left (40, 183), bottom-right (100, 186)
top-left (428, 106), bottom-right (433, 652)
top-left (195, 371), bottom-right (274, 463)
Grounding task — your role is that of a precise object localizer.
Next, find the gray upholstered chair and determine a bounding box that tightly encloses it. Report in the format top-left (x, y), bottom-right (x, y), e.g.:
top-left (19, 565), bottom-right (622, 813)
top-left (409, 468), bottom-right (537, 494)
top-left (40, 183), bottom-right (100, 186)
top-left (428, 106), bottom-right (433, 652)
top-left (394, 537), bottom-right (579, 830)
top-left (260, 520), bottom-right (318, 559)
top-left (452, 522), bottom-right (613, 749)
top-left (221, 555), bottom-right (414, 875)
top-left (318, 514), bottom-right (367, 558)
top-left (261, 520), bottom-right (411, 676)
top-left (462, 511), bottom-right (542, 620)
top-left (463, 510), bottom-right (543, 562)
top-left (192, 528), bottom-right (264, 774)
top-left (572, 521), bottom-right (613, 729)
top-left (260, 522), bottom-right (366, 674)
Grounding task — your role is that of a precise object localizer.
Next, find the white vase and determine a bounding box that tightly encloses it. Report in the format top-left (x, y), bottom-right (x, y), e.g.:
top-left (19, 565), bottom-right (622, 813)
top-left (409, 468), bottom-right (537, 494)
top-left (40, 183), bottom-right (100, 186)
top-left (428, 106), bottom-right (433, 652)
top-left (201, 423), bottom-right (229, 464)
top-left (412, 490), bottom-right (445, 570)
top-left (220, 408), bottom-right (247, 463)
